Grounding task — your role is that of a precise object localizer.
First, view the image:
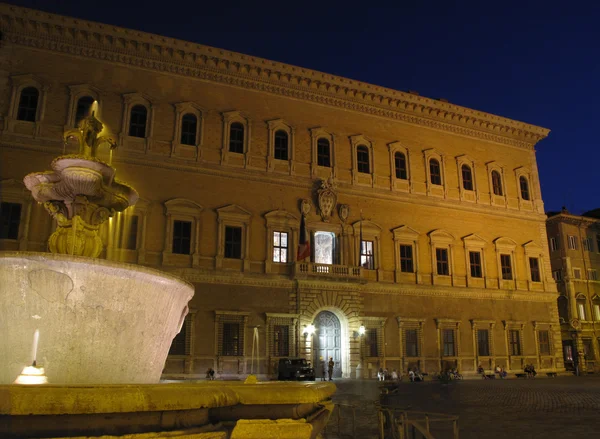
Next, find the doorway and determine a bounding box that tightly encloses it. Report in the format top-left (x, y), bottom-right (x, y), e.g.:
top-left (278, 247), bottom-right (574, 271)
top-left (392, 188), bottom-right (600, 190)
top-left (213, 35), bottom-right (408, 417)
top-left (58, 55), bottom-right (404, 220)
top-left (314, 311), bottom-right (342, 378)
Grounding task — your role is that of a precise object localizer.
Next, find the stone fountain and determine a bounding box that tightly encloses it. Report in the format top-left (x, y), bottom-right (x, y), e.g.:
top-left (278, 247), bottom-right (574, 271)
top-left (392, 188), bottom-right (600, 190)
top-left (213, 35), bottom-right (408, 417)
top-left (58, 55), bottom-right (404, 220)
top-left (0, 111), bottom-right (334, 438)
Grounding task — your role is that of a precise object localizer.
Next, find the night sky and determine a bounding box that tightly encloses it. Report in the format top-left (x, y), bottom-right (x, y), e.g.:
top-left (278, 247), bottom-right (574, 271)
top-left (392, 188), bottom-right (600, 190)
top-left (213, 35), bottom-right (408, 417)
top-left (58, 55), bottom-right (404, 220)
top-left (7, 0), bottom-right (599, 214)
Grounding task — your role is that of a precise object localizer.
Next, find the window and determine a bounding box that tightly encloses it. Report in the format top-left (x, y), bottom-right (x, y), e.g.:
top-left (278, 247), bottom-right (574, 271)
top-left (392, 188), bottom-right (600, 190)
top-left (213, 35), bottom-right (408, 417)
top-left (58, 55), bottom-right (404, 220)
top-left (550, 237), bottom-right (558, 252)
top-left (529, 257), bottom-right (541, 282)
top-left (589, 270), bottom-right (598, 281)
top-left (274, 130), bottom-right (289, 160)
top-left (573, 268), bottom-right (581, 280)
top-left (568, 235), bottom-right (578, 250)
top-left (429, 159), bottom-right (442, 185)
top-left (500, 254), bottom-right (512, 280)
top-left (314, 231), bottom-right (336, 264)
top-left (553, 270), bottom-right (563, 282)
top-left (477, 329), bottom-right (490, 356)
top-left (519, 176), bottom-right (530, 200)
top-left (273, 325), bottom-right (290, 357)
top-left (400, 244), bottom-right (414, 273)
top-left (222, 322), bottom-right (241, 356)
top-left (469, 251), bottom-right (482, 278)
top-left (273, 231), bottom-right (288, 263)
top-left (509, 330), bottom-right (521, 355)
top-left (442, 329), bottom-right (455, 356)
top-left (577, 297), bottom-right (587, 320)
top-left (129, 105), bottom-right (147, 138)
top-left (317, 138), bottom-right (331, 167)
top-left (538, 330), bottom-right (550, 355)
top-left (405, 329), bottom-right (419, 357)
top-left (394, 152), bottom-right (407, 179)
top-left (360, 240), bottom-right (374, 269)
top-left (180, 113), bottom-right (197, 145)
top-left (594, 301), bottom-right (600, 321)
top-left (558, 296), bottom-right (569, 321)
top-left (461, 165), bottom-right (473, 191)
top-left (491, 171), bottom-right (503, 196)
top-left (17, 87), bottom-right (39, 122)
top-left (172, 220), bottom-right (192, 255)
top-left (229, 122), bottom-right (244, 153)
top-left (0, 202), bottom-right (22, 240)
top-left (168, 313), bottom-right (192, 355)
top-left (583, 237), bottom-right (593, 252)
top-left (125, 215), bottom-right (139, 250)
top-left (74, 96), bottom-right (94, 126)
top-left (436, 248), bottom-right (449, 275)
top-left (583, 339), bottom-right (593, 360)
top-left (367, 328), bottom-right (379, 357)
top-left (225, 226), bottom-right (242, 259)
top-left (357, 145), bottom-right (370, 174)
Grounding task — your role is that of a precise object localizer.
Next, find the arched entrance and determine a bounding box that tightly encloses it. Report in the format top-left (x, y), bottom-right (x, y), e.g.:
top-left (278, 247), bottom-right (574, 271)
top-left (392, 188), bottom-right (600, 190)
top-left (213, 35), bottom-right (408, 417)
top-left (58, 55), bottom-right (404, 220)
top-left (314, 311), bottom-right (342, 378)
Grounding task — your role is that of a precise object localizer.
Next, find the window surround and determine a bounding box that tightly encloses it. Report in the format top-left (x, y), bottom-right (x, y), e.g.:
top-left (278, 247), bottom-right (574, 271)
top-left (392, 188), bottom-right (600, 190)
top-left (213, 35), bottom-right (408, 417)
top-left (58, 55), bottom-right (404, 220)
top-left (523, 241), bottom-right (546, 291)
top-left (592, 296), bottom-right (600, 321)
top-left (349, 134), bottom-right (375, 187)
top-left (388, 142), bottom-right (411, 193)
top-left (429, 229), bottom-right (456, 285)
top-left (494, 237), bottom-right (517, 290)
top-left (106, 197), bottom-right (151, 264)
top-left (462, 234), bottom-right (488, 288)
top-left (361, 316), bottom-right (387, 360)
top-left (576, 294), bottom-right (588, 321)
top-left (162, 198), bottom-right (203, 268)
top-left (220, 110), bottom-right (252, 168)
top-left (486, 162), bottom-right (507, 207)
top-left (65, 84), bottom-right (101, 130)
top-left (455, 155), bottom-right (478, 202)
top-left (264, 210), bottom-right (299, 273)
top-left (532, 321), bottom-right (554, 363)
top-left (266, 119), bottom-right (295, 175)
top-left (309, 127), bottom-right (337, 177)
top-left (397, 317), bottom-right (425, 372)
top-left (470, 320), bottom-right (496, 368)
top-left (119, 92), bottom-right (155, 152)
top-left (216, 204), bottom-right (252, 271)
top-left (215, 311), bottom-right (249, 375)
top-left (503, 320), bottom-right (525, 361)
top-left (5, 74), bottom-right (49, 136)
top-left (266, 313), bottom-right (298, 372)
top-left (392, 225), bottom-right (421, 284)
top-left (171, 102), bottom-right (205, 160)
top-left (423, 149), bottom-right (446, 198)
top-left (514, 167), bottom-right (534, 208)
top-left (0, 179), bottom-right (34, 250)
top-left (435, 319), bottom-right (461, 371)
top-left (352, 220), bottom-right (383, 280)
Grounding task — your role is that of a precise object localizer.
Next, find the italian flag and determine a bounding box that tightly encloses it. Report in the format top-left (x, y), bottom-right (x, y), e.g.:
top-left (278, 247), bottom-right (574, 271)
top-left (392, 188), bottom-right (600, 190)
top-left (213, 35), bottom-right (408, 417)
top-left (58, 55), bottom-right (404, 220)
top-left (297, 214), bottom-right (310, 261)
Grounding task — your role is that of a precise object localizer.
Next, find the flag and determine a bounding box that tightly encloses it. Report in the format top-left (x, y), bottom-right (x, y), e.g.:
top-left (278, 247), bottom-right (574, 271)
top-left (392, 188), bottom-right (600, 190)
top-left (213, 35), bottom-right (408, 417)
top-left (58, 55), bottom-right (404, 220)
top-left (297, 214), bottom-right (310, 261)
top-left (359, 217), bottom-right (364, 267)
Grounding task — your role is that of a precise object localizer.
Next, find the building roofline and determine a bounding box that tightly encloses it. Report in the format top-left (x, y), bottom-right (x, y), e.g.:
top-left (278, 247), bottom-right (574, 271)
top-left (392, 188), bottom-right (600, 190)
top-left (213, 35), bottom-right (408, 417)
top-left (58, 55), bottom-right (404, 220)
top-left (546, 212), bottom-right (600, 224)
top-left (0, 3), bottom-right (550, 149)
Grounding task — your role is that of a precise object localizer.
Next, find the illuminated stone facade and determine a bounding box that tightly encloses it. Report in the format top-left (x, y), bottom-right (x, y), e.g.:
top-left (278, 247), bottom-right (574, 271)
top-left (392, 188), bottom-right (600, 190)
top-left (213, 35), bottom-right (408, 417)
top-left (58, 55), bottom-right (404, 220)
top-left (0, 4), bottom-right (563, 379)
top-left (546, 210), bottom-right (600, 373)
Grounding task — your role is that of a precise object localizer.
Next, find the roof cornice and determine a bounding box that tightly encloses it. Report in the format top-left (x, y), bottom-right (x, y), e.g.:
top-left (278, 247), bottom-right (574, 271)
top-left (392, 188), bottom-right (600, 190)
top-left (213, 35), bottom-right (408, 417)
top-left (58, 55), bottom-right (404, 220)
top-left (0, 3), bottom-right (550, 150)
top-left (547, 213), bottom-right (600, 226)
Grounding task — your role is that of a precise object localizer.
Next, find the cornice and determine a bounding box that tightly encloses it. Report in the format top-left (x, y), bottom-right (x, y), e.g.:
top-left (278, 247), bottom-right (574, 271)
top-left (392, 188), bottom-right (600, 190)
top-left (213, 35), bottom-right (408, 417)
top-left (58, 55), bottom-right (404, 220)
top-left (0, 4), bottom-right (549, 150)
top-left (547, 213), bottom-right (600, 226)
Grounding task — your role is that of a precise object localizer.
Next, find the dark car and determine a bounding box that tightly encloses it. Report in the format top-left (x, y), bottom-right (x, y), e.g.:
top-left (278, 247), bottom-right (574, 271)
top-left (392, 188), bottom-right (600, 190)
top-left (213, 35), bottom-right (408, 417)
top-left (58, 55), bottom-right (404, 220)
top-left (277, 358), bottom-right (316, 381)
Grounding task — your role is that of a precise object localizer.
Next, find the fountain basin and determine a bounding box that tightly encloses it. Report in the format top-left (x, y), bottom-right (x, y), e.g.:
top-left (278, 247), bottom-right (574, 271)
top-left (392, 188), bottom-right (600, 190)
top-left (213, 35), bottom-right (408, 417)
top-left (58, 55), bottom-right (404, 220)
top-left (0, 252), bottom-right (194, 385)
top-left (0, 381), bottom-right (336, 438)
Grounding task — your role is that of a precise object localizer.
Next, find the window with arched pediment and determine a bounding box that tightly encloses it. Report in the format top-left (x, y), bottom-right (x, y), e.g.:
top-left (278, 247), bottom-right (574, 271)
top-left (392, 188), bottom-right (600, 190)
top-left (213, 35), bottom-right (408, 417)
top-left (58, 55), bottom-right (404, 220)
top-left (519, 176), bottom-right (530, 200)
top-left (576, 294), bottom-right (588, 321)
top-left (357, 145), bottom-right (370, 174)
top-left (274, 130), bottom-right (289, 160)
top-left (429, 159), bottom-right (442, 185)
top-left (74, 96), bottom-right (95, 127)
top-left (492, 170), bottom-right (503, 196)
top-left (229, 122), bottom-right (244, 153)
top-left (394, 152), bottom-right (407, 180)
top-left (461, 164), bottom-right (473, 191)
top-left (17, 87), bottom-right (39, 122)
top-left (180, 113), bottom-right (198, 145)
top-left (129, 105), bottom-right (148, 138)
top-left (317, 138), bottom-right (331, 167)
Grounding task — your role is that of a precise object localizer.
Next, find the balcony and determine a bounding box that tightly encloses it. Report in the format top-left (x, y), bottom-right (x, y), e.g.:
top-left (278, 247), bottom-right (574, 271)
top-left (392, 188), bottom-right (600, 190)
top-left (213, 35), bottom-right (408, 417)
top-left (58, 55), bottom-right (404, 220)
top-left (294, 262), bottom-right (363, 280)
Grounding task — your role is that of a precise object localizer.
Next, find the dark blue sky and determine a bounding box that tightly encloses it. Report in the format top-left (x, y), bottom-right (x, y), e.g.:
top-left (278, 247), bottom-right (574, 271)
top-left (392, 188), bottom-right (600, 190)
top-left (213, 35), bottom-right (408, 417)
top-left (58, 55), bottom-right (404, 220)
top-left (8, 1), bottom-right (599, 214)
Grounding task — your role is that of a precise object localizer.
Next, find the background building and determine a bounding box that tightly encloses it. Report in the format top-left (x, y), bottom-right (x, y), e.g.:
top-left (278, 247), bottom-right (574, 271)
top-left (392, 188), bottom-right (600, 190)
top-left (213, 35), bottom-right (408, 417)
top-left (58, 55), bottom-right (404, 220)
top-left (0, 4), bottom-right (563, 379)
top-left (546, 208), bottom-right (600, 373)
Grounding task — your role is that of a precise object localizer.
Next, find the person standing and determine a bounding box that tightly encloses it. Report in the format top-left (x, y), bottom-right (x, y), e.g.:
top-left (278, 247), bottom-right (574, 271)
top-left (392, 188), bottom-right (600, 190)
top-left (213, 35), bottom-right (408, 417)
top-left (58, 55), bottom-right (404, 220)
top-left (328, 357), bottom-right (335, 381)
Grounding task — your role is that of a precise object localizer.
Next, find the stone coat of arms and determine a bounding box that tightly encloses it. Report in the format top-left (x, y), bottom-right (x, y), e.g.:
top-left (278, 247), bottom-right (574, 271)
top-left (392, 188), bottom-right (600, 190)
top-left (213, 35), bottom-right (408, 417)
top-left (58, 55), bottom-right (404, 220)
top-left (317, 177), bottom-right (337, 222)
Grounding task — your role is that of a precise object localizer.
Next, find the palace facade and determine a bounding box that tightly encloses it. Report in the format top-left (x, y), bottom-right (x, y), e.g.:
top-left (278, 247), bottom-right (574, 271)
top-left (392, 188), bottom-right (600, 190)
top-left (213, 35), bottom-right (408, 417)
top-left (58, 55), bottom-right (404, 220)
top-left (547, 209), bottom-right (600, 373)
top-left (0, 4), bottom-right (563, 379)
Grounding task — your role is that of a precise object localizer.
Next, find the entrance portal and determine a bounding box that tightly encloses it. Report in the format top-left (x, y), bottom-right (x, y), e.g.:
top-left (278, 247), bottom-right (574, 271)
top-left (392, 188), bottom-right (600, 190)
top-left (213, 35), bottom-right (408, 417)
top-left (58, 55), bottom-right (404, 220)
top-left (314, 311), bottom-right (342, 378)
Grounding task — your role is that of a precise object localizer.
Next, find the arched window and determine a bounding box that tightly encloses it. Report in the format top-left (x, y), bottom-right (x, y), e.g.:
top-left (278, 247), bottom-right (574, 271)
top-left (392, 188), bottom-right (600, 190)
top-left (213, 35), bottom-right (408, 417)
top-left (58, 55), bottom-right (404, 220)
top-left (180, 113), bottom-right (197, 145)
top-left (593, 296), bottom-right (600, 321)
top-left (357, 145), bottom-right (370, 174)
top-left (491, 171), bottom-right (503, 196)
top-left (576, 295), bottom-right (587, 320)
top-left (317, 138), bottom-right (331, 167)
top-left (229, 122), bottom-right (244, 153)
top-left (17, 87), bottom-right (39, 122)
top-left (394, 152), bottom-right (407, 180)
top-left (429, 159), bottom-right (441, 185)
top-left (74, 96), bottom-right (95, 126)
top-left (461, 165), bottom-right (473, 191)
top-left (274, 130), bottom-right (289, 160)
top-left (520, 176), bottom-right (530, 200)
top-left (129, 105), bottom-right (147, 138)
top-left (558, 296), bottom-right (569, 322)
